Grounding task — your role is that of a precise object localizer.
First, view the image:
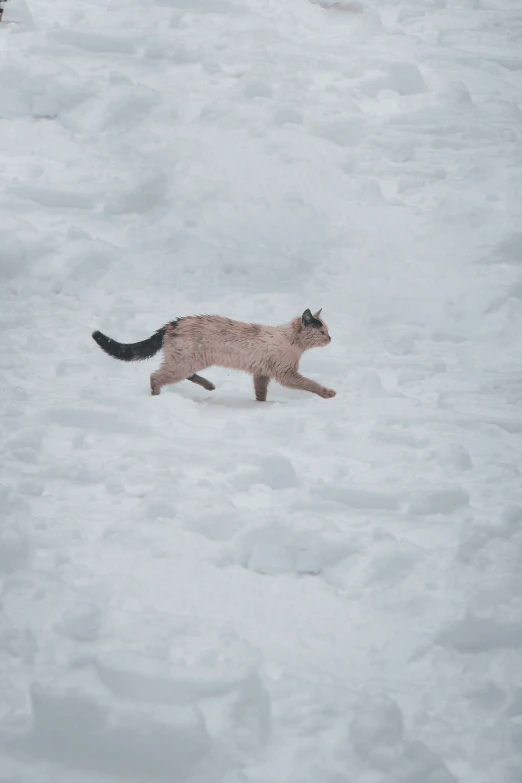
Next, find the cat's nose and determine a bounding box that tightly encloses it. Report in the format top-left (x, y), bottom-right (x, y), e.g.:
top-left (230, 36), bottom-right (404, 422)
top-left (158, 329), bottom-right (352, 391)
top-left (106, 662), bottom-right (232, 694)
top-left (328, 335), bottom-right (331, 342)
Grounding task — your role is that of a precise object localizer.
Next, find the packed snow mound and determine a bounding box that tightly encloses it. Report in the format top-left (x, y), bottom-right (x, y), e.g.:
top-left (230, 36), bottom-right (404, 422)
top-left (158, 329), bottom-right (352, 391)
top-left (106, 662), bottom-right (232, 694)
top-left (224, 516), bottom-right (361, 576)
top-left (15, 625), bottom-right (270, 781)
top-left (1, 0), bottom-right (522, 781)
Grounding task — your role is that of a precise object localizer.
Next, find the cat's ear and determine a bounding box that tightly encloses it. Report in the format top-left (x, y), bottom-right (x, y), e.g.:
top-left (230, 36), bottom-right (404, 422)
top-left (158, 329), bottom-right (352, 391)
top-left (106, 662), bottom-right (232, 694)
top-left (313, 308), bottom-right (322, 319)
top-left (302, 309), bottom-right (314, 327)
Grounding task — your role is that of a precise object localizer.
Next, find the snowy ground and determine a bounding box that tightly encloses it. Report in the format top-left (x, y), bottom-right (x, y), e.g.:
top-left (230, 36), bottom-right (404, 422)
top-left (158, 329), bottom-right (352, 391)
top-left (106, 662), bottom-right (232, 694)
top-left (1, 0), bottom-right (522, 780)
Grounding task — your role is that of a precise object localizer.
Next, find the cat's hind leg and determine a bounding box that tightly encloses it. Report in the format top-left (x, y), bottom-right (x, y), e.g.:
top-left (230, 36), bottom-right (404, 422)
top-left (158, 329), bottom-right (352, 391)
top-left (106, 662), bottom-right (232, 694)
top-left (151, 367), bottom-right (182, 395)
top-left (150, 364), bottom-right (193, 395)
top-left (150, 362), bottom-right (213, 396)
top-left (188, 374), bottom-right (215, 391)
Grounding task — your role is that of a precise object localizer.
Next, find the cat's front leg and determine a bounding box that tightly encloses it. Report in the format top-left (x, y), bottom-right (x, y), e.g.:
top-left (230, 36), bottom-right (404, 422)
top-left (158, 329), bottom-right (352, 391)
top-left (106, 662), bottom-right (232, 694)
top-left (277, 369), bottom-right (336, 399)
top-left (254, 374), bottom-right (270, 402)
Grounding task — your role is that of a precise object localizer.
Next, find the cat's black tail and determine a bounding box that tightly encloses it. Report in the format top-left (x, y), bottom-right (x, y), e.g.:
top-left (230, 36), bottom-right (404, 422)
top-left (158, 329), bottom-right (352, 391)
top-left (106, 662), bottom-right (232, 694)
top-left (92, 322), bottom-right (176, 362)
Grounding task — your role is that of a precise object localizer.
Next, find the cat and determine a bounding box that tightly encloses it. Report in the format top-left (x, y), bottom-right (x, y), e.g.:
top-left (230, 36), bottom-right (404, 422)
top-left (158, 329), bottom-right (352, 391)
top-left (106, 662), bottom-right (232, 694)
top-left (92, 308), bottom-right (336, 401)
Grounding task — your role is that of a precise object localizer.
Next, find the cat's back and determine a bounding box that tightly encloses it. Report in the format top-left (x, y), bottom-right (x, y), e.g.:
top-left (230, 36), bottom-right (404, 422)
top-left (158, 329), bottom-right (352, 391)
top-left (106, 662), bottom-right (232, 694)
top-left (177, 315), bottom-right (278, 345)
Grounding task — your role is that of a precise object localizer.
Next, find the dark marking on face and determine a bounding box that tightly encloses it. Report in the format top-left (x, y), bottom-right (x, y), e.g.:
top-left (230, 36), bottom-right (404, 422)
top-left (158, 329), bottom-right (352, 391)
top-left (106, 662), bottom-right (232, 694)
top-left (302, 309), bottom-right (323, 329)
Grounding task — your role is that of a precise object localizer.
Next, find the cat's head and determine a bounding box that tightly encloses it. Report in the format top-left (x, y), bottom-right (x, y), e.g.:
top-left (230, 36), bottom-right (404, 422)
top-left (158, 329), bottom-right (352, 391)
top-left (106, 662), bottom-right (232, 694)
top-left (293, 308), bottom-right (331, 350)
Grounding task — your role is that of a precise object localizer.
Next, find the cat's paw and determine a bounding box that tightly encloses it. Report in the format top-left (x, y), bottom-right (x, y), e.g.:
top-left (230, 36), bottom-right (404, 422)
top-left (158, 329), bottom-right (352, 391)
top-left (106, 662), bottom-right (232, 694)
top-left (320, 387), bottom-right (336, 399)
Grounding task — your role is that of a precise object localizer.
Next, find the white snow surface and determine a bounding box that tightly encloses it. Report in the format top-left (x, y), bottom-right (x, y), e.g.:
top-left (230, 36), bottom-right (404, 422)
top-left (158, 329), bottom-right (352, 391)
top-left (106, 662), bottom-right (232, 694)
top-left (1, 0), bottom-right (522, 781)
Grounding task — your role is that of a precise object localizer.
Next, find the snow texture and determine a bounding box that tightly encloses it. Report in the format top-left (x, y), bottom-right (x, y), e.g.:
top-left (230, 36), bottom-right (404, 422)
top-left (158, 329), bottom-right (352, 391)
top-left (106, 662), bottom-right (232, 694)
top-left (1, 0), bottom-right (522, 781)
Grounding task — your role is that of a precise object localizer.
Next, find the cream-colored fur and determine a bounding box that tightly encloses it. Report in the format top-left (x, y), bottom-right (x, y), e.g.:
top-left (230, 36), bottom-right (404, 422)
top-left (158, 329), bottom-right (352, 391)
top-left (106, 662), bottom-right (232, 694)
top-left (92, 309), bottom-right (335, 402)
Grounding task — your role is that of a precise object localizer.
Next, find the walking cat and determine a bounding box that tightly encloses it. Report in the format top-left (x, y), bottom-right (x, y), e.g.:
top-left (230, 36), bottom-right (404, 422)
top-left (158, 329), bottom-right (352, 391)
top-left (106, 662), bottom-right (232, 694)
top-left (92, 309), bottom-right (336, 401)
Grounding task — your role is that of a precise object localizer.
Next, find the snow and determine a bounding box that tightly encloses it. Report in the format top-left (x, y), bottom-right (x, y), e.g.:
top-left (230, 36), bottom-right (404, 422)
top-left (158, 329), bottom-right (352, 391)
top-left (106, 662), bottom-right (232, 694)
top-left (1, 0), bottom-right (522, 781)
